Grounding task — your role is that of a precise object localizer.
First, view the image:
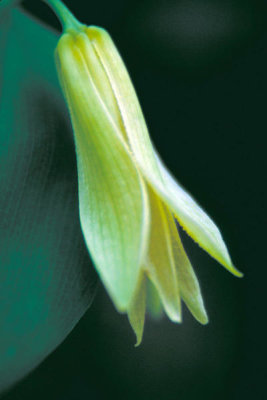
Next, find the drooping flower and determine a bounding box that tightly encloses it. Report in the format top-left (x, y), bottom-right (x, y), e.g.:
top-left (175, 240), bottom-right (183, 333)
top-left (45, 0), bottom-right (242, 345)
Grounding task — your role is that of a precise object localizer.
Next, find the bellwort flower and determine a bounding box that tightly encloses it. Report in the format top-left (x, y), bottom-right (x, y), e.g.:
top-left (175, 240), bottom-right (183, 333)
top-left (44, 0), bottom-right (242, 344)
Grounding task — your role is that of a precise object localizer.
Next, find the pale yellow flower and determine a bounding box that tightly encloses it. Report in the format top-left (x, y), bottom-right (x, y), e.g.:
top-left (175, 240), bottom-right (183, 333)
top-left (45, 0), bottom-right (243, 345)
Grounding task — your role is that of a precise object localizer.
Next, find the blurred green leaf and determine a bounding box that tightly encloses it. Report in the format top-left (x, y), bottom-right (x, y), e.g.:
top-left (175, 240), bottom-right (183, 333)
top-left (0, 7), bottom-right (97, 393)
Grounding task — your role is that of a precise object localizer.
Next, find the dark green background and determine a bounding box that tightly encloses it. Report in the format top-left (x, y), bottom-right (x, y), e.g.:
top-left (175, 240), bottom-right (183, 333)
top-left (2, 0), bottom-right (267, 399)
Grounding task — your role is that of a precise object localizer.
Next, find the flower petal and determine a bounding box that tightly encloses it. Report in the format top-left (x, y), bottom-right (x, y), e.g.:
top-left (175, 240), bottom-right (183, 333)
top-left (85, 27), bottom-right (242, 278)
top-left (56, 34), bottom-right (150, 311)
top-left (165, 212), bottom-right (209, 325)
top-left (154, 153), bottom-right (243, 278)
top-left (128, 273), bottom-right (146, 346)
top-left (75, 31), bottom-right (125, 137)
top-left (85, 27), bottom-right (163, 180)
top-left (146, 279), bottom-right (164, 319)
top-left (144, 186), bottom-right (181, 323)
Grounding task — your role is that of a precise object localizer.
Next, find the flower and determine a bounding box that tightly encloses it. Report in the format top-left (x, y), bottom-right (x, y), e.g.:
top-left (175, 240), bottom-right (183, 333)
top-left (51, 0), bottom-right (242, 345)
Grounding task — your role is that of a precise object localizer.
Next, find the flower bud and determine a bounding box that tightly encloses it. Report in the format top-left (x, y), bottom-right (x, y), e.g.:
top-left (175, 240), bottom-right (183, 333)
top-left (54, 1), bottom-right (242, 344)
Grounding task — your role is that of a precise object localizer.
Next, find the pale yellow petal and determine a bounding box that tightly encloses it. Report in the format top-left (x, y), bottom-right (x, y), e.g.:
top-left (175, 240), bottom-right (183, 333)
top-left (165, 211), bottom-right (209, 325)
top-left (146, 279), bottom-right (164, 320)
top-left (144, 186), bottom-right (181, 323)
top-left (85, 27), bottom-right (163, 180)
top-left (75, 31), bottom-right (125, 136)
top-left (128, 274), bottom-right (146, 347)
top-left (154, 153), bottom-right (243, 278)
top-left (55, 34), bottom-right (150, 311)
top-left (84, 27), bottom-right (242, 278)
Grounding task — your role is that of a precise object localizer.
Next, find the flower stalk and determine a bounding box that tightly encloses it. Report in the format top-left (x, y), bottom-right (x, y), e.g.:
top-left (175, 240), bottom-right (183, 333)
top-left (42, 0), bottom-right (82, 31)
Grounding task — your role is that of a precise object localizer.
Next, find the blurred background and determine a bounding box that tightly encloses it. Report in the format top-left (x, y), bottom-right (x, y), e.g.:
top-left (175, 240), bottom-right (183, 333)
top-left (2, 0), bottom-right (267, 399)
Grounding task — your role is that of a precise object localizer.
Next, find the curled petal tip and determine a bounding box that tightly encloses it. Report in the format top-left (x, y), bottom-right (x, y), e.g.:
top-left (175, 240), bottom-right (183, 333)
top-left (224, 262), bottom-right (243, 278)
top-left (134, 338), bottom-right (142, 347)
top-left (169, 312), bottom-right (182, 324)
top-left (197, 314), bottom-right (209, 325)
top-left (233, 269), bottom-right (244, 278)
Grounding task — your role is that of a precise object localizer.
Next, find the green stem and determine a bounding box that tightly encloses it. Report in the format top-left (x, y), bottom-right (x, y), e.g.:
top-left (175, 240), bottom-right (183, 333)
top-left (42, 0), bottom-right (83, 31)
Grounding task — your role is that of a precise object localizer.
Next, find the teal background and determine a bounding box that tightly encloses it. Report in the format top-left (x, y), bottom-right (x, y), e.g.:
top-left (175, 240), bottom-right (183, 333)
top-left (1, 0), bottom-right (267, 399)
top-left (0, 6), bottom-right (97, 394)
